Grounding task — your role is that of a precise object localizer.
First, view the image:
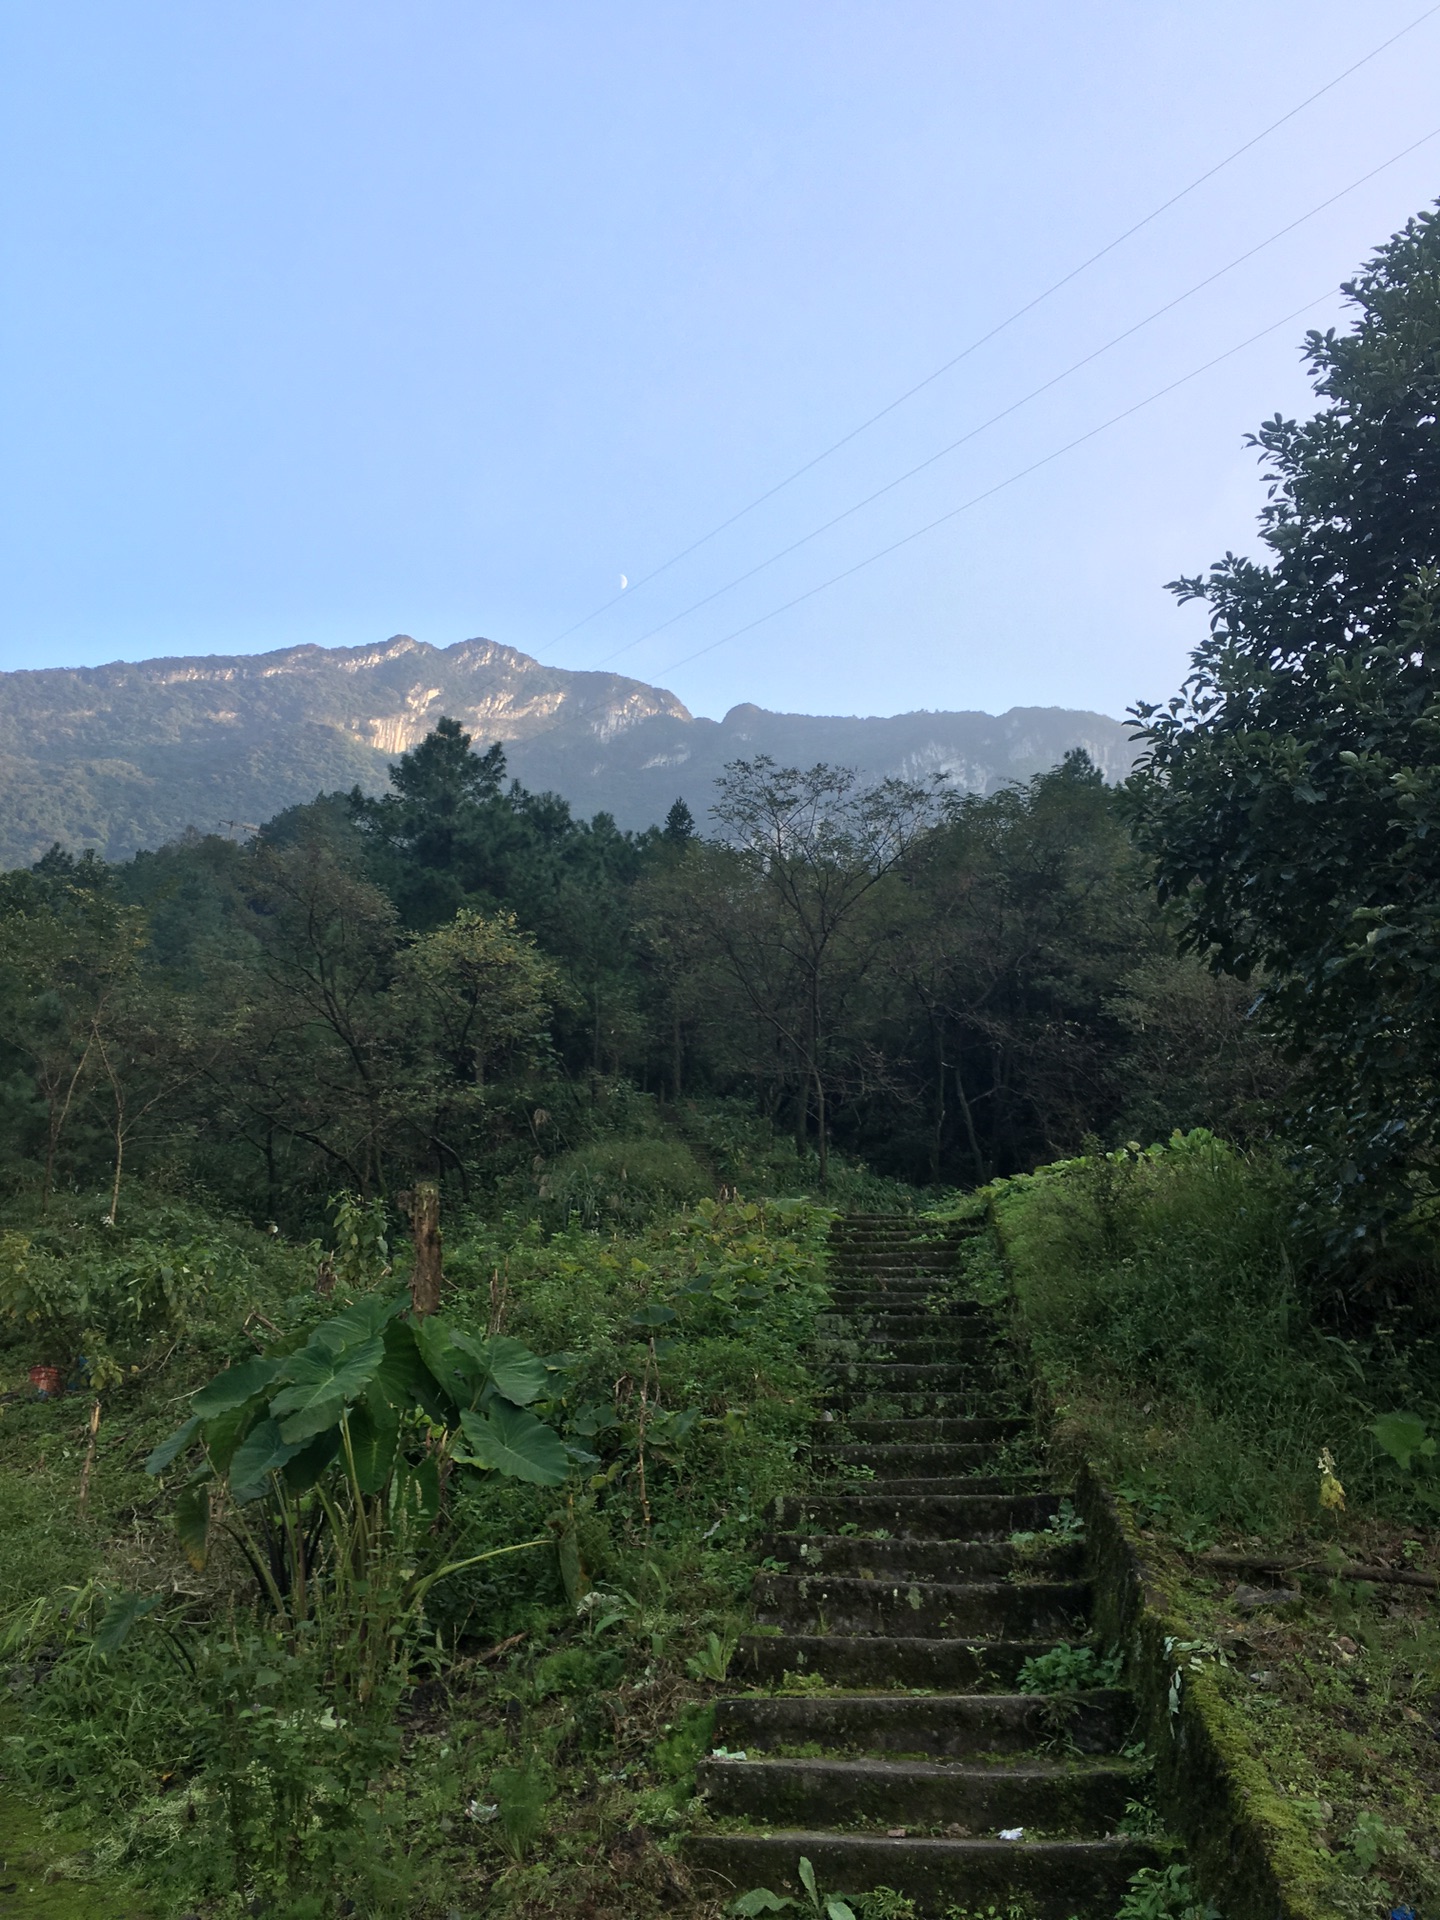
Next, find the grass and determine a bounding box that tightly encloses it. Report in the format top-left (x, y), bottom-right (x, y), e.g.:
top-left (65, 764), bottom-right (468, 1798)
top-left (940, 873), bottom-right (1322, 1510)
top-left (0, 1186), bottom-right (833, 1919)
top-left (936, 1130), bottom-right (1440, 1915)
top-left (0, 1788), bottom-right (151, 1918)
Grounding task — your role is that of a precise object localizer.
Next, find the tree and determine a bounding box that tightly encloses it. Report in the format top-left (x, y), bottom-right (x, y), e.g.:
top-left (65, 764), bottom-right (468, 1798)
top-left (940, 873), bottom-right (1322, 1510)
top-left (216, 831), bottom-right (405, 1202)
top-left (397, 909), bottom-right (559, 1191)
top-left (708, 757), bottom-right (935, 1183)
top-left (0, 866), bottom-right (147, 1206)
top-left (888, 754), bottom-right (1155, 1181)
top-left (662, 798), bottom-right (695, 844)
top-left (1130, 205), bottom-right (1440, 1229)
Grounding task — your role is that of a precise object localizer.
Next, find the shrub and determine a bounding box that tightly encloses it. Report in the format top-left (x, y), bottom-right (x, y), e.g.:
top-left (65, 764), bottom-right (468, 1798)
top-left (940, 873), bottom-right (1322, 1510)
top-left (537, 1137), bottom-right (709, 1230)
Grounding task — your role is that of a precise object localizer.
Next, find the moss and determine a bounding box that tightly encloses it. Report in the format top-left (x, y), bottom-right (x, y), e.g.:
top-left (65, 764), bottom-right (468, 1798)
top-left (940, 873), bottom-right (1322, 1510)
top-left (0, 1794), bottom-right (150, 1918)
top-left (1075, 1467), bottom-right (1348, 1920)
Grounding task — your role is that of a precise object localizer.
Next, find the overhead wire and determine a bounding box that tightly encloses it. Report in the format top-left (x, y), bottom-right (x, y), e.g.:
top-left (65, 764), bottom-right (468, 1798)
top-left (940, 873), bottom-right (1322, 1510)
top-left (547, 0), bottom-right (1440, 650)
top-left (588, 122), bottom-right (1440, 670)
top-left (515, 279), bottom-right (1343, 761)
top-left (647, 291), bottom-right (1339, 682)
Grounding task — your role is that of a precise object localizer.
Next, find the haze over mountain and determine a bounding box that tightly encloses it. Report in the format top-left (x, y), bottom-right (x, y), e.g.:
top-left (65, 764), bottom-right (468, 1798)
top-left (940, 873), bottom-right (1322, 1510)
top-left (0, 635), bottom-right (1139, 867)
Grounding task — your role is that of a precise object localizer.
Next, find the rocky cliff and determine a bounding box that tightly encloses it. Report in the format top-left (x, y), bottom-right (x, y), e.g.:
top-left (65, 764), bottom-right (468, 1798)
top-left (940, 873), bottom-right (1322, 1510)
top-left (0, 634), bottom-right (1138, 864)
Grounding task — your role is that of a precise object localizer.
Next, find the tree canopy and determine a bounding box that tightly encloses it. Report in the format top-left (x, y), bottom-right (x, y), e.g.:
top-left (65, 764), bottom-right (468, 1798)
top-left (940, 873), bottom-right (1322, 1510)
top-left (1131, 204), bottom-right (1440, 1229)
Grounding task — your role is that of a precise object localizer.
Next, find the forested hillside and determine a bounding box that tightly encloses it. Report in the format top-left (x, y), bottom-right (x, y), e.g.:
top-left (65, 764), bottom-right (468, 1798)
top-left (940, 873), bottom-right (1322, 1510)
top-left (0, 632), bottom-right (1136, 865)
top-left (0, 719), bottom-right (1257, 1221)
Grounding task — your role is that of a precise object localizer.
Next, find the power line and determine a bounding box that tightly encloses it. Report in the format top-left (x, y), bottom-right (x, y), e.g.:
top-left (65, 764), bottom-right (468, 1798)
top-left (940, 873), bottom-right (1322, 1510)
top-left (645, 290), bottom-right (1337, 682)
top-left (547, 1), bottom-right (1440, 651)
top-left (513, 283), bottom-right (1337, 764)
top-left (590, 123), bottom-right (1440, 669)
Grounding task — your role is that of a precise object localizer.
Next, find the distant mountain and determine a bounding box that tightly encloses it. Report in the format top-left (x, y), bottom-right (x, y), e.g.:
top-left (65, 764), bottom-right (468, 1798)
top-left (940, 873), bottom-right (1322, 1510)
top-left (0, 634), bottom-right (1139, 866)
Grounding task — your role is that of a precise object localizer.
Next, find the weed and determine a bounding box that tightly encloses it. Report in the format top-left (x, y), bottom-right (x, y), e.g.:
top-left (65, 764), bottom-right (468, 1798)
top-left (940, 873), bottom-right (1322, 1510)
top-left (854, 1891), bottom-right (917, 1918)
top-left (490, 1760), bottom-right (552, 1864)
top-left (730, 1854), bottom-right (857, 1918)
top-left (686, 1625), bottom-right (740, 1681)
top-left (1016, 1643), bottom-right (1123, 1693)
top-left (1342, 1807), bottom-right (1406, 1874)
top-left (1114, 1863), bottom-right (1219, 1920)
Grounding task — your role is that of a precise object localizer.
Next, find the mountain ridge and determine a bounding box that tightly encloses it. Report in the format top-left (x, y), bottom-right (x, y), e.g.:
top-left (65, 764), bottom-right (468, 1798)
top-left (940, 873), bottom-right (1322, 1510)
top-left (0, 634), bottom-right (1139, 865)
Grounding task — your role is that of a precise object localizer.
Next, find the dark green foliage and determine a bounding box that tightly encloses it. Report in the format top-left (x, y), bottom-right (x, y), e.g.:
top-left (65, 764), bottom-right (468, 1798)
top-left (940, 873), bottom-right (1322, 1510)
top-left (1131, 205), bottom-right (1440, 1232)
top-left (986, 1132), bottom-right (1440, 1538)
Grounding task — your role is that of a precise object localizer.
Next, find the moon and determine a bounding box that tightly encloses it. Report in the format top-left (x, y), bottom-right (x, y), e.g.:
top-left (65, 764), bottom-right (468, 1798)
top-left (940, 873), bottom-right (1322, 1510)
top-left (619, 574), bottom-right (628, 589)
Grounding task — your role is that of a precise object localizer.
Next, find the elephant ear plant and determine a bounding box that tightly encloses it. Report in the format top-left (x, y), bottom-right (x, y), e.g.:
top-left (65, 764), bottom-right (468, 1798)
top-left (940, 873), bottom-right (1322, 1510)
top-left (147, 1291), bottom-right (569, 1701)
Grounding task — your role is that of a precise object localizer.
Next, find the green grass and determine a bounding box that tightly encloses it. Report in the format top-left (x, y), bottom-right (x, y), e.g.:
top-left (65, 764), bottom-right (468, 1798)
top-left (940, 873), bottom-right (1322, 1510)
top-left (970, 1131), bottom-right (1438, 1542)
top-left (0, 1784), bottom-right (152, 1917)
top-left (0, 1188), bottom-right (833, 1919)
top-left (936, 1131), bottom-right (1440, 1914)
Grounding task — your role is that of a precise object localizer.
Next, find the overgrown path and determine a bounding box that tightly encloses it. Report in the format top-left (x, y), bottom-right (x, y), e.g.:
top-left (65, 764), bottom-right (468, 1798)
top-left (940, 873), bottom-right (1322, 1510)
top-left (689, 1214), bottom-right (1162, 1917)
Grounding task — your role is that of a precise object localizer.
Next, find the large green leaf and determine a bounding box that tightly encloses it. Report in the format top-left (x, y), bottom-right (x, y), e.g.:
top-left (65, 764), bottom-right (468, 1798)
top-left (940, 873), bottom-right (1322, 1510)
top-left (191, 1355), bottom-right (281, 1418)
top-left (310, 1292), bottom-right (406, 1358)
top-left (175, 1480), bottom-right (210, 1571)
top-left (94, 1592), bottom-right (162, 1656)
top-left (415, 1322), bottom-right (550, 1410)
top-left (279, 1426), bottom-right (343, 1494)
top-left (229, 1417), bottom-right (305, 1502)
top-left (396, 1454), bottom-right (441, 1521)
top-left (347, 1394), bottom-right (400, 1496)
top-left (455, 1403), bottom-right (568, 1487)
top-left (1371, 1410), bottom-right (1435, 1472)
top-left (145, 1414), bottom-right (201, 1476)
top-left (376, 1317), bottom-right (452, 1421)
top-left (201, 1397), bottom-right (265, 1474)
top-left (414, 1314), bottom-right (481, 1406)
top-left (270, 1335), bottom-right (385, 1443)
top-left (471, 1334), bottom-right (548, 1407)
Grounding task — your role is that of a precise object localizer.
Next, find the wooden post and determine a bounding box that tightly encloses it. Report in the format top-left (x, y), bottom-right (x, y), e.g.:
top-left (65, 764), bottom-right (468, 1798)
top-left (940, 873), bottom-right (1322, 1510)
top-left (406, 1181), bottom-right (443, 1318)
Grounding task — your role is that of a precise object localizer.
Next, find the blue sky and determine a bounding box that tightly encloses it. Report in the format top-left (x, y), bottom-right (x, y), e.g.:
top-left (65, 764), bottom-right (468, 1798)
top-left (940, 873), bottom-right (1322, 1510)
top-left (3, 2), bottom-right (1438, 722)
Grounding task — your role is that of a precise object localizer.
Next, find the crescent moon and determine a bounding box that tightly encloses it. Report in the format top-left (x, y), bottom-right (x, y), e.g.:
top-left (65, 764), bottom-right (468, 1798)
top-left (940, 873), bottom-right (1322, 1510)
top-left (620, 575), bottom-right (628, 589)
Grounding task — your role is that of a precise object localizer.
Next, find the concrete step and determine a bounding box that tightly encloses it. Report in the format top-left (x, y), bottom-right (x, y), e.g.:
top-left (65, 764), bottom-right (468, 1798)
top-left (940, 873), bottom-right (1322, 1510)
top-left (760, 1534), bottom-right (1085, 1582)
top-left (715, 1688), bottom-right (1133, 1759)
top-left (735, 1632), bottom-right (1057, 1689)
top-left (817, 1340), bottom-right (1003, 1367)
top-left (699, 1752), bottom-right (1138, 1830)
top-left (753, 1574), bottom-right (1089, 1639)
top-left (827, 1262), bottom-right (956, 1276)
top-left (825, 1292), bottom-right (956, 1313)
top-left (686, 1832), bottom-right (1160, 1920)
top-left (814, 1442), bottom-right (1000, 1475)
top-left (804, 1476), bottom-right (1044, 1500)
top-left (818, 1313), bottom-right (997, 1338)
top-left (773, 1489), bottom-right (1059, 1538)
top-left (836, 1416), bottom-right (1023, 1442)
top-left (821, 1389), bottom-right (1019, 1419)
top-left (820, 1362), bottom-right (1007, 1389)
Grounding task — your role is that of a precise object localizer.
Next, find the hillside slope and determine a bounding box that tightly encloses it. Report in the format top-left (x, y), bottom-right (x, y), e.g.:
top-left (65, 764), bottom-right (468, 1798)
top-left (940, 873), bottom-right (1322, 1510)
top-left (0, 633), bottom-right (1138, 862)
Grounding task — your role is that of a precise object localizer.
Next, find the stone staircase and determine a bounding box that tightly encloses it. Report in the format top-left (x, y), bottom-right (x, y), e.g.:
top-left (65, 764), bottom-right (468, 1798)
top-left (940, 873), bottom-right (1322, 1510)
top-left (687, 1213), bottom-right (1162, 1918)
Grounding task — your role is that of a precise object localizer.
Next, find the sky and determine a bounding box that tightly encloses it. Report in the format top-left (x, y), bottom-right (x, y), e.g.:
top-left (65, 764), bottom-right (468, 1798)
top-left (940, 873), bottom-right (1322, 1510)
top-left (2, 3), bottom-right (1439, 725)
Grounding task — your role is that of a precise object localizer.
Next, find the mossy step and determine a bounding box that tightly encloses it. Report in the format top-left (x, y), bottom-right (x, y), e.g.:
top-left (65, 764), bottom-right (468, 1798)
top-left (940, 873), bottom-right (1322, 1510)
top-left (820, 1362), bottom-right (1007, 1388)
top-left (821, 1390), bottom-right (1019, 1418)
top-left (736, 1633), bottom-right (1060, 1689)
top-left (753, 1574), bottom-right (1089, 1638)
top-left (715, 1688), bottom-right (1133, 1759)
top-left (814, 1442), bottom-right (1000, 1474)
top-left (773, 1491), bottom-right (1058, 1536)
top-left (685, 1830), bottom-right (1160, 1918)
top-left (698, 1752), bottom-right (1139, 1829)
top-left (817, 1349), bottom-right (1003, 1376)
top-left (824, 1293), bottom-right (956, 1312)
top-left (834, 1416), bottom-right (1024, 1443)
top-left (759, 1533), bottom-right (1085, 1581)
top-left (826, 1262), bottom-right (957, 1276)
top-left (817, 1313), bottom-right (996, 1337)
